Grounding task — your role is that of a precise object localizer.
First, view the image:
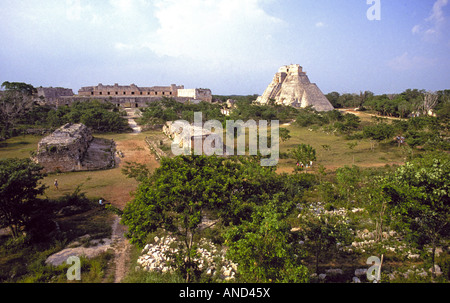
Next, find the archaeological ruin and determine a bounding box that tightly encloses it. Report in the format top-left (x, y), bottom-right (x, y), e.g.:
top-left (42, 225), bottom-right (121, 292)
top-left (256, 64), bottom-right (334, 112)
top-left (163, 121), bottom-right (225, 155)
top-left (34, 123), bottom-right (116, 173)
top-left (36, 83), bottom-right (212, 108)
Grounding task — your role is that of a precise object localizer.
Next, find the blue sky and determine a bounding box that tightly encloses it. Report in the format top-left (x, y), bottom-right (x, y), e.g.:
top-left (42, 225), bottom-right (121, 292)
top-left (0, 0), bottom-right (449, 95)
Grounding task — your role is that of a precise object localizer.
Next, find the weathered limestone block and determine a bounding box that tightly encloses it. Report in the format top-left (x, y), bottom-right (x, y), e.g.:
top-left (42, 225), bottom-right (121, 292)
top-left (34, 123), bottom-right (115, 173)
top-left (256, 64), bottom-right (334, 112)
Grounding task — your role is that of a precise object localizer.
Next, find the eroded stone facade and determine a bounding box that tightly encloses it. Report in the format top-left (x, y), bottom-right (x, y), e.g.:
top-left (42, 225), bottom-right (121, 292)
top-left (35, 123), bottom-right (115, 173)
top-left (78, 83), bottom-right (183, 98)
top-left (78, 83), bottom-right (213, 104)
top-left (256, 64), bottom-right (334, 112)
top-left (35, 83), bottom-right (212, 108)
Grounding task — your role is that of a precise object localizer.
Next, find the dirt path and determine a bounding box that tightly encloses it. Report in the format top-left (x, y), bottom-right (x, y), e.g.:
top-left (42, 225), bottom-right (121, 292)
top-left (106, 118), bottom-right (161, 282)
top-left (338, 108), bottom-right (405, 121)
top-left (110, 215), bottom-right (131, 283)
top-left (108, 115), bottom-right (142, 282)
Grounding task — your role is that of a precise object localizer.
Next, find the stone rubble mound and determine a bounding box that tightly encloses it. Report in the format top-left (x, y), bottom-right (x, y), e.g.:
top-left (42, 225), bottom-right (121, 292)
top-left (137, 236), bottom-right (238, 281)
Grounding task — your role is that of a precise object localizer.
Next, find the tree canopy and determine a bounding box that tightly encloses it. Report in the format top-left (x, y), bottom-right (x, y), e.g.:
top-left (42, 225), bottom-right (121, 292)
top-left (121, 155), bottom-right (313, 282)
top-left (0, 158), bottom-right (47, 239)
top-left (381, 153), bottom-right (450, 275)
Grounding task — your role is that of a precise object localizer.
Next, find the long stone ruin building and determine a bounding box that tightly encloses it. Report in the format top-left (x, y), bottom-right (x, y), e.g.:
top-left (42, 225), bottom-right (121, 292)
top-left (256, 64), bottom-right (334, 112)
top-left (36, 83), bottom-right (212, 108)
top-left (34, 123), bottom-right (115, 173)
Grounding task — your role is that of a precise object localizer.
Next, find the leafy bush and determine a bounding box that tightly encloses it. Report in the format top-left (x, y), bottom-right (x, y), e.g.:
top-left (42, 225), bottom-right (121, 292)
top-left (47, 100), bottom-right (129, 132)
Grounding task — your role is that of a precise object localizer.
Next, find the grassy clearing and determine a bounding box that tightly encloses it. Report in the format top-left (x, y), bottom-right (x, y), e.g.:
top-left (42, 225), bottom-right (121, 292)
top-left (277, 124), bottom-right (406, 173)
top-left (0, 135), bottom-right (42, 160)
top-left (0, 130), bottom-right (164, 208)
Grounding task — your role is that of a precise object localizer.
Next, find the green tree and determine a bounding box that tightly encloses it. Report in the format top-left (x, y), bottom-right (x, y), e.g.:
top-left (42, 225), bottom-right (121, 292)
top-left (363, 123), bottom-right (395, 151)
top-left (336, 165), bottom-right (361, 205)
top-left (48, 100), bottom-right (129, 132)
top-left (0, 158), bottom-right (47, 239)
top-left (325, 92), bottom-right (341, 108)
top-left (225, 195), bottom-right (309, 283)
top-left (299, 211), bottom-right (353, 274)
top-left (1, 81), bottom-right (37, 96)
top-left (291, 144), bottom-right (317, 169)
top-left (279, 127), bottom-right (291, 142)
top-left (0, 82), bottom-right (37, 133)
top-left (381, 153), bottom-right (450, 277)
top-left (121, 155), bottom-right (243, 282)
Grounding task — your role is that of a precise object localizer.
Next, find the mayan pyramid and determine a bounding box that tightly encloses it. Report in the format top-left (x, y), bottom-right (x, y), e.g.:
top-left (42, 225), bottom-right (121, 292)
top-left (256, 64), bottom-right (334, 112)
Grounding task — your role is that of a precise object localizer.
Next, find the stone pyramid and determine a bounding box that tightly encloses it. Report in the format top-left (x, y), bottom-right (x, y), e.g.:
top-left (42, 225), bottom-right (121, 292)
top-left (256, 64), bottom-right (334, 112)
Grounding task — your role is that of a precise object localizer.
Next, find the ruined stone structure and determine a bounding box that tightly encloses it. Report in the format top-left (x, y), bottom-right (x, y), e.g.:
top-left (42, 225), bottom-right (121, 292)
top-left (37, 87), bottom-right (74, 100)
top-left (35, 83), bottom-right (213, 108)
top-left (78, 83), bottom-right (183, 98)
top-left (256, 64), bottom-right (334, 112)
top-left (162, 121), bottom-right (225, 155)
top-left (34, 123), bottom-right (115, 173)
top-left (35, 87), bottom-right (74, 107)
top-left (177, 88), bottom-right (213, 103)
top-left (78, 83), bottom-right (213, 106)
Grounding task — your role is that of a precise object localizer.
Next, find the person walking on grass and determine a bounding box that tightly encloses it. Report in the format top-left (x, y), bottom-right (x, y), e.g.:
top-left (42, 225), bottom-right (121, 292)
top-left (54, 179), bottom-right (58, 190)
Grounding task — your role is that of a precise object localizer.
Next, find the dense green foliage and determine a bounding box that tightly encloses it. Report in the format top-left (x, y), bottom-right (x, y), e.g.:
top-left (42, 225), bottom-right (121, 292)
top-left (0, 164), bottom-right (114, 283)
top-left (121, 155), bottom-right (313, 282)
top-left (0, 158), bottom-right (47, 239)
top-left (225, 196), bottom-right (309, 282)
top-left (2, 81), bottom-right (37, 96)
top-left (381, 153), bottom-right (450, 275)
top-left (291, 106), bottom-right (448, 152)
top-left (326, 89), bottom-right (450, 119)
top-left (33, 100), bottom-right (129, 132)
top-left (227, 98), bottom-right (299, 123)
top-left (0, 82), bottom-right (37, 137)
top-left (138, 97), bottom-right (225, 125)
top-left (290, 144), bottom-right (317, 169)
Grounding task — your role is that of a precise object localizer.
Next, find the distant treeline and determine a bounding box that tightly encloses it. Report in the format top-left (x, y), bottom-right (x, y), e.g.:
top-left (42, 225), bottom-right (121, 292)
top-left (213, 93), bottom-right (449, 152)
top-left (137, 97), bottom-right (225, 125)
top-left (324, 89), bottom-right (450, 119)
top-left (28, 100), bottom-right (129, 132)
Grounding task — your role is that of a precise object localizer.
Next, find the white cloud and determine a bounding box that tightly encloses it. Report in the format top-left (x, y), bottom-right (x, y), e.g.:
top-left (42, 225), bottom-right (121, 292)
top-left (315, 22), bottom-right (325, 28)
top-left (140, 0), bottom-right (285, 65)
top-left (427, 0), bottom-right (448, 23)
top-left (411, 24), bottom-right (421, 34)
top-left (387, 52), bottom-right (437, 71)
top-left (412, 0), bottom-right (448, 40)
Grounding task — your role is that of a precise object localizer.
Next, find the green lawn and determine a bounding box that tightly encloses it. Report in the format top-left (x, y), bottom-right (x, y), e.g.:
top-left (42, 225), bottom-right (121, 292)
top-left (0, 135), bottom-right (42, 160)
top-left (0, 131), bottom-right (162, 207)
top-left (277, 124), bottom-right (406, 173)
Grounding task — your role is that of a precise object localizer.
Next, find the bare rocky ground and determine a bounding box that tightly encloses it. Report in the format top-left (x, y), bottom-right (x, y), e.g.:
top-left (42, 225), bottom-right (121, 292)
top-left (43, 214), bottom-right (130, 282)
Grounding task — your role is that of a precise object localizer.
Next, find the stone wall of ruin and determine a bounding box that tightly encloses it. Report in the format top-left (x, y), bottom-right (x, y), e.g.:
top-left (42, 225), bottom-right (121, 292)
top-left (52, 96), bottom-right (199, 108)
top-left (78, 83), bottom-right (183, 98)
top-left (36, 83), bottom-right (212, 108)
top-left (35, 87), bottom-right (74, 106)
top-left (35, 123), bottom-right (92, 173)
top-left (177, 88), bottom-right (212, 102)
